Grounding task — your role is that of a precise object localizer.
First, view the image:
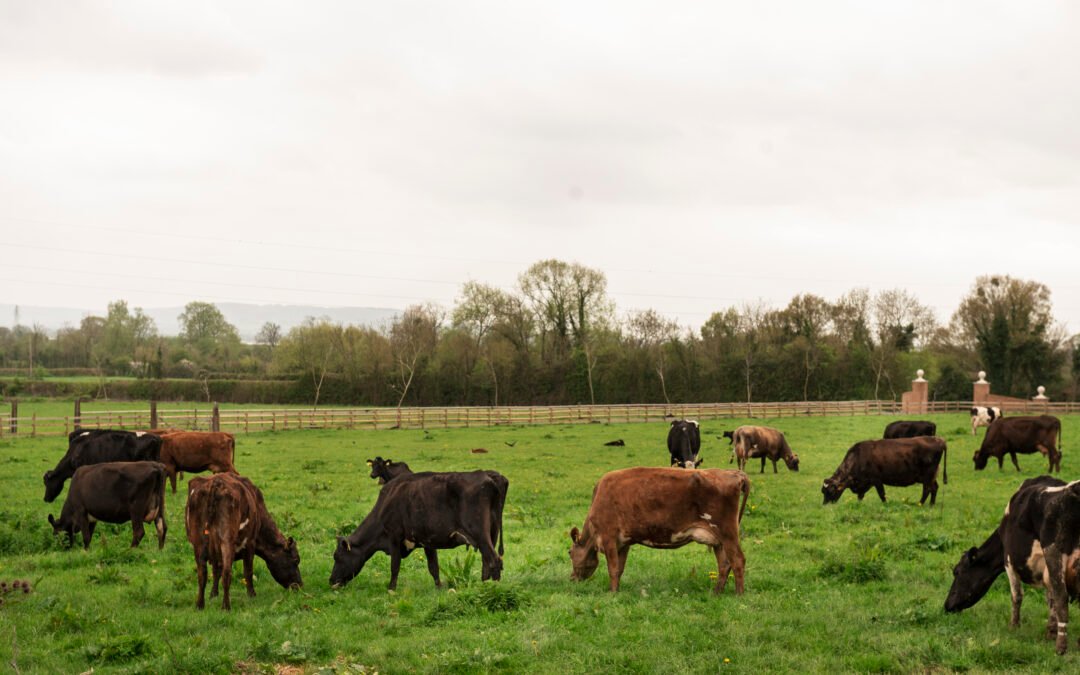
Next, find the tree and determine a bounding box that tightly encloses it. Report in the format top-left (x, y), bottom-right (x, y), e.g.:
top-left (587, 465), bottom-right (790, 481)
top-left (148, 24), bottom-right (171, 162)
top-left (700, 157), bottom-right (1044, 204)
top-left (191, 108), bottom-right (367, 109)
top-left (274, 318), bottom-right (339, 408)
top-left (626, 309), bottom-right (680, 404)
top-left (735, 302), bottom-right (771, 403)
top-left (256, 322), bottom-right (282, 349)
top-left (519, 259), bottom-right (612, 359)
top-left (950, 275), bottom-right (1065, 396)
top-left (178, 302), bottom-right (241, 373)
top-left (780, 294), bottom-right (831, 400)
top-left (389, 304), bottom-right (443, 408)
top-left (870, 290), bottom-right (936, 399)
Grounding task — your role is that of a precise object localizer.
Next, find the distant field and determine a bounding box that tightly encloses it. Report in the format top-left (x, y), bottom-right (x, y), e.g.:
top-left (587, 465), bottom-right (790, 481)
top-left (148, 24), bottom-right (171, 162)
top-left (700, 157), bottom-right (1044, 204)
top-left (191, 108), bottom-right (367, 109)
top-left (0, 414), bottom-right (1076, 673)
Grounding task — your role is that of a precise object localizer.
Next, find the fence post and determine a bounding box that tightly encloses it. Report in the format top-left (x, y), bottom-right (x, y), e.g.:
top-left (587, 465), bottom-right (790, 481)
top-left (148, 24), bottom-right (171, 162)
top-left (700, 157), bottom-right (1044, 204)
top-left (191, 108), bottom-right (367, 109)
top-left (74, 397), bottom-right (82, 429)
top-left (10, 399), bottom-right (17, 435)
top-left (150, 400), bottom-right (158, 429)
top-left (212, 403), bottom-right (220, 432)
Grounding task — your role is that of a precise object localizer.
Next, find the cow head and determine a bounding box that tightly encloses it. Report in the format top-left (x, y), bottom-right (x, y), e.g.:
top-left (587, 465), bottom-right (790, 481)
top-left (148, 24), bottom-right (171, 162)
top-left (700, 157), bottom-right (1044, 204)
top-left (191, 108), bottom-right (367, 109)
top-left (821, 477), bottom-right (845, 504)
top-left (568, 527), bottom-right (599, 581)
top-left (46, 513), bottom-right (74, 546)
top-left (264, 537), bottom-right (303, 590)
top-left (972, 447), bottom-right (990, 470)
top-left (784, 453), bottom-right (800, 472)
top-left (329, 536), bottom-right (364, 588)
top-left (43, 470), bottom-right (65, 503)
top-left (945, 546), bottom-right (999, 612)
top-left (367, 457), bottom-right (391, 484)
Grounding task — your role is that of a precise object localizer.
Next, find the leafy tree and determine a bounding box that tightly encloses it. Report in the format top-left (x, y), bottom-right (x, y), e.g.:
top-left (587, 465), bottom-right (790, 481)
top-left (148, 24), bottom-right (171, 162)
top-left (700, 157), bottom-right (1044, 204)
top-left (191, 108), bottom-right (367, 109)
top-left (626, 309), bottom-right (680, 404)
top-left (389, 304), bottom-right (443, 408)
top-left (178, 302), bottom-right (241, 373)
top-left (950, 275), bottom-right (1065, 396)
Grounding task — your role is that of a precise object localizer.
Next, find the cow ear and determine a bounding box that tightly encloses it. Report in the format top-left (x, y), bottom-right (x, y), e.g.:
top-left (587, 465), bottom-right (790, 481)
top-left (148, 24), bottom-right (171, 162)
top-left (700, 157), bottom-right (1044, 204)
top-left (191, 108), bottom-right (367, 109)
top-left (386, 459), bottom-right (393, 466)
top-left (570, 527), bottom-right (580, 543)
top-left (366, 460), bottom-right (373, 467)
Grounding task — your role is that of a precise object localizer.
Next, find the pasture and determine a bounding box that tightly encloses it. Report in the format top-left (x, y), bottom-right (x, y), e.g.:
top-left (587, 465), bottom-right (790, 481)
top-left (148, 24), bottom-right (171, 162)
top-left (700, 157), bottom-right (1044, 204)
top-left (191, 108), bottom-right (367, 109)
top-left (0, 413), bottom-right (1076, 673)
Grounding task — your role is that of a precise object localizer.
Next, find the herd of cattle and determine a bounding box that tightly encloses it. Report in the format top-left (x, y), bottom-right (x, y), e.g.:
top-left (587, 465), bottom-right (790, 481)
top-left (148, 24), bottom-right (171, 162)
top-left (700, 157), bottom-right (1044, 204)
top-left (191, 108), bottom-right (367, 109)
top-left (32, 406), bottom-right (1077, 654)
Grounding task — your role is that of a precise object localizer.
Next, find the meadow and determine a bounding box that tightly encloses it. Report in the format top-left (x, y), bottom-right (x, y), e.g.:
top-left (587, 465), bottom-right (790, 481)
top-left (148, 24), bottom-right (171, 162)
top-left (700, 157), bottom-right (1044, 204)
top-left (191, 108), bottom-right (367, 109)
top-left (0, 413), bottom-right (1077, 673)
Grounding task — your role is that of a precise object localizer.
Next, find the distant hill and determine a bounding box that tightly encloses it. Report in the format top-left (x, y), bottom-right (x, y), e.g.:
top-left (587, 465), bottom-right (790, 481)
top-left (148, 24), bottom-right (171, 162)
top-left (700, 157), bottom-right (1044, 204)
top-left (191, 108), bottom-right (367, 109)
top-left (1, 303), bottom-right (400, 342)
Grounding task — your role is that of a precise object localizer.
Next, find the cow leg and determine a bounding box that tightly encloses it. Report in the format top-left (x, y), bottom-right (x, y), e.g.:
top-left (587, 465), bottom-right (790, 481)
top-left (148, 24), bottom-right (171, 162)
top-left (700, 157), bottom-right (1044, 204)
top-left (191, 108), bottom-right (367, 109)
top-left (759, 457), bottom-right (766, 473)
top-left (874, 484), bottom-right (886, 502)
top-left (1046, 549), bottom-right (1070, 654)
top-left (1009, 452), bottom-right (1021, 472)
top-left (1005, 561), bottom-right (1024, 627)
top-left (712, 545), bottom-right (730, 593)
top-left (167, 464), bottom-right (178, 494)
top-left (603, 541), bottom-right (623, 591)
top-left (210, 562), bottom-right (222, 598)
top-left (926, 479), bottom-right (939, 506)
top-left (717, 535), bottom-right (745, 595)
top-left (243, 550), bottom-right (256, 597)
top-left (195, 553), bottom-right (208, 610)
top-left (1045, 590), bottom-right (1058, 640)
top-left (388, 545), bottom-right (402, 591)
top-left (155, 515), bottom-right (167, 550)
top-left (997, 455), bottom-right (1005, 470)
top-left (424, 547), bottom-right (441, 587)
top-left (81, 520), bottom-right (95, 550)
top-left (129, 511), bottom-right (146, 548)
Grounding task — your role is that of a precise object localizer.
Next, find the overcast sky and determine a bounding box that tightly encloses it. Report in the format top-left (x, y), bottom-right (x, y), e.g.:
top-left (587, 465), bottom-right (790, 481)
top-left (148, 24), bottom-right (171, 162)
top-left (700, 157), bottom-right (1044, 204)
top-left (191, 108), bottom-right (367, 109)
top-left (2, 1), bottom-right (1078, 334)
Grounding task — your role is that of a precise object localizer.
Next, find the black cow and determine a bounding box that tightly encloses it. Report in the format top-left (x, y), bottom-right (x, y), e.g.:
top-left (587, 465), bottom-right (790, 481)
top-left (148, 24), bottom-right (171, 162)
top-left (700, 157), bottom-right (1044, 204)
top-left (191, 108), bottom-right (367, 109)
top-left (330, 470), bottom-right (508, 590)
top-left (883, 420), bottom-right (938, 439)
top-left (44, 429), bottom-right (162, 502)
top-left (973, 415), bottom-right (1062, 473)
top-left (822, 436), bottom-right (948, 505)
top-left (366, 456), bottom-right (412, 484)
top-left (945, 476), bottom-right (1080, 655)
top-left (667, 419), bottom-right (702, 468)
top-left (47, 461), bottom-right (168, 549)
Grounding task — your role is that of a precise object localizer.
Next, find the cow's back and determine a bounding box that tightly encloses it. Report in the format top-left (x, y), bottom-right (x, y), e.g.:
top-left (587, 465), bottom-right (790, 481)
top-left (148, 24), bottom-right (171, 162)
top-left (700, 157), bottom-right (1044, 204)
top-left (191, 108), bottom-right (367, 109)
top-left (68, 461), bottom-right (167, 522)
top-left (586, 467), bottom-right (744, 541)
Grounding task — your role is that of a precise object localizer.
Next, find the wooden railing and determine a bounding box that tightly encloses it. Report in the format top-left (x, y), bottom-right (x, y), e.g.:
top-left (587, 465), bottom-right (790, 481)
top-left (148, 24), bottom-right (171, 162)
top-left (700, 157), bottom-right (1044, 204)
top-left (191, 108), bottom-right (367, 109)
top-left (1, 400), bottom-right (1077, 438)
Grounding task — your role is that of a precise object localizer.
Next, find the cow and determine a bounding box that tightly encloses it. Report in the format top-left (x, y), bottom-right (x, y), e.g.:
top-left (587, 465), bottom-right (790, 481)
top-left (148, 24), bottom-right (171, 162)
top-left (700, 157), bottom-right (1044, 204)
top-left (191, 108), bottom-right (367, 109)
top-left (366, 456), bottom-right (412, 484)
top-left (731, 425), bottom-right (799, 473)
top-left (973, 415), bottom-right (1062, 473)
top-left (47, 461), bottom-right (167, 550)
top-left (568, 467), bottom-right (749, 594)
top-left (330, 470), bottom-right (508, 590)
top-left (971, 406), bottom-right (1003, 435)
top-left (667, 419), bottom-right (702, 468)
top-left (157, 431), bottom-right (237, 493)
top-left (184, 472), bottom-right (302, 610)
top-left (44, 429), bottom-right (162, 502)
top-left (945, 476), bottom-right (1080, 655)
top-left (883, 420), bottom-right (938, 439)
top-left (821, 436), bottom-right (947, 505)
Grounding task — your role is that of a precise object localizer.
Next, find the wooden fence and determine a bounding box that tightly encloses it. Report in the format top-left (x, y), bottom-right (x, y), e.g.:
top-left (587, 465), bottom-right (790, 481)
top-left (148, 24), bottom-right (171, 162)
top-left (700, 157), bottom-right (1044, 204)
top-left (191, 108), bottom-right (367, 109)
top-left (1, 399), bottom-right (1078, 439)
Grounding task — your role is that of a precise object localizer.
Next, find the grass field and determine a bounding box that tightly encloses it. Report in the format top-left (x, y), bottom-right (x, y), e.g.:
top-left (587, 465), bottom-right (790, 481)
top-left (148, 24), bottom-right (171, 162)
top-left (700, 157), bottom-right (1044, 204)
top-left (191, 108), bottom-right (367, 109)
top-left (0, 414), bottom-right (1077, 673)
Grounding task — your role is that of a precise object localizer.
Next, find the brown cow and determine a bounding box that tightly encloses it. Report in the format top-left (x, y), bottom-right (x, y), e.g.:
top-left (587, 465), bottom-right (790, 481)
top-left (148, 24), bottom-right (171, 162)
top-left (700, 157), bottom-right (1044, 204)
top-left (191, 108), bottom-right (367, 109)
top-left (732, 425), bottom-right (799, 473)
top-left (569, 467), bottom-right (749, 594)
top-left (973, 415), bottom-right (1062, 473)
top-left (158, 431), bottom-right (236, 493)
top-left (822, 436), bottom-right (947, 505)
top-left (184, 473), bottom-right (301, 610)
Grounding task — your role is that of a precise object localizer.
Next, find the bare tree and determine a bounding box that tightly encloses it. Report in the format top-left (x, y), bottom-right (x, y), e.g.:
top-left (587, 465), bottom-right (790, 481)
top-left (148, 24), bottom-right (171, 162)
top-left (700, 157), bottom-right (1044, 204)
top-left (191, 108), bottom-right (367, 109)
top-left (626, 309), bottom-right (680, 404)
top-left (736, 302), bottom-right (771, 403)
top-left (390, 304), bottom-right (443, 408)
top-left (871, 289), bottom-right (937, 399)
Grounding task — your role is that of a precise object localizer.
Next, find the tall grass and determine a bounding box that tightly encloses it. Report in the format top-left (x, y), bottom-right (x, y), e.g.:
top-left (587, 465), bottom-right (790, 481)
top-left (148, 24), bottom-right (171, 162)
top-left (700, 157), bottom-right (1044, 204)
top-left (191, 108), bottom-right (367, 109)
top-left (0, 414), bottom-right (1075, 672)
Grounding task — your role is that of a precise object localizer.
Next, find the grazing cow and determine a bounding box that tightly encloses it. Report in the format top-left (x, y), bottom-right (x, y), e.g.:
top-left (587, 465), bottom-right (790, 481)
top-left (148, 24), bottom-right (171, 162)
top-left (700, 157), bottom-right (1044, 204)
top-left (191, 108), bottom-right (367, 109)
top-left (185, 473), bottom-right (301, 610)
top-left (971, 406), bottom-right (1003, 435)
top-left (366, 456), bottom-right (413, 484)
top-left (667, 419), bottom-right (702, 468)
top-left (883, 420), bottom-right (938, 439)
top-left (973, 415), bottom-right (1062, 473)
top-left (157, 431), bottom-right (237, 493)
top-left (330, 469), bottom-right (508, 590)
top-left (569, 467), bottom-right (749, 594)
top-left (731, 426), bottom-right (799, 473)
top-left (47, 461), bottom-right (167, 550)
top-left (822, 436), bottom-right (947, 505)
top-left (945, 476), bottom-right (1080, 655)
top-left (44, 429), bottom-right (162, 502)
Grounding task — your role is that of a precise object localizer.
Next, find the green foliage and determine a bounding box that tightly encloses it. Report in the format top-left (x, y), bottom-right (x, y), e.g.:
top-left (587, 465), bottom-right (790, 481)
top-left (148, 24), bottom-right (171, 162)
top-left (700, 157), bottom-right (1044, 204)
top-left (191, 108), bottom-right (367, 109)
top-left (85, 633), bottom-right (153, 664)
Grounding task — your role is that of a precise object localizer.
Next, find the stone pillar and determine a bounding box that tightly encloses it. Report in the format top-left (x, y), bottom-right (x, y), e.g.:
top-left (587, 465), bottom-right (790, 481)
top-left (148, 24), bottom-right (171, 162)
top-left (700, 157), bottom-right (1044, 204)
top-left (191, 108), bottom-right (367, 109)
top-left (902, 370), bottom-right (929, 414)
top-left (1033, 386), bottom-right (1049, 412)
top-left (973, 371), bottom-right (990, 405)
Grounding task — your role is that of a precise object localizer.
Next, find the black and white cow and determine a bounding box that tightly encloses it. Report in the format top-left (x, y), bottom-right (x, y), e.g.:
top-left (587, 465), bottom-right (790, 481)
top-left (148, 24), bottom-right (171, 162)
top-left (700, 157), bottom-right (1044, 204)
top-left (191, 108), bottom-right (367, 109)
top-left (945, 476), bottom-right (1080, 655)
top-left (971, 406), bottom-right (1003, 435)
top-left (667, 419), bottom-right (701, 468)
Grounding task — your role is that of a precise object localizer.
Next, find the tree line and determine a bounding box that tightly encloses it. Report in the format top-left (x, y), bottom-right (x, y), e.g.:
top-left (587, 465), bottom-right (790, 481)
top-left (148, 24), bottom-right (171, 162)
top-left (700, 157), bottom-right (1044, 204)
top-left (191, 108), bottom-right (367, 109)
top-left (2, 263), bottom-right (1077, 406)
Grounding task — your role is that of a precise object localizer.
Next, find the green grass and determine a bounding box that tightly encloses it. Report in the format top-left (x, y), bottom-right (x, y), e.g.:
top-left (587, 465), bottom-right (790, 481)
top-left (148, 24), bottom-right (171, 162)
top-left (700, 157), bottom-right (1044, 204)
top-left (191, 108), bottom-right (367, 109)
top-left (0, 414), bottom-right (1077, 673)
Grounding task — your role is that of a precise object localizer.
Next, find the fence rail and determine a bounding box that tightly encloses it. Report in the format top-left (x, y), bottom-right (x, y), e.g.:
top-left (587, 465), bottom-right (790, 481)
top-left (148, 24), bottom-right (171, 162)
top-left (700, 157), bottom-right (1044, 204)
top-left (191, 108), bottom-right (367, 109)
top-left (1, 400), bottom-right (1078, 439)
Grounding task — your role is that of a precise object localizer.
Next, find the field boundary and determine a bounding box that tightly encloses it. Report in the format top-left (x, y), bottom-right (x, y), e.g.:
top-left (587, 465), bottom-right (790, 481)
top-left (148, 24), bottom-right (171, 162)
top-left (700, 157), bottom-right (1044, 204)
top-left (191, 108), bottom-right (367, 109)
top-left (1, 399), bottom-right (1078, 438)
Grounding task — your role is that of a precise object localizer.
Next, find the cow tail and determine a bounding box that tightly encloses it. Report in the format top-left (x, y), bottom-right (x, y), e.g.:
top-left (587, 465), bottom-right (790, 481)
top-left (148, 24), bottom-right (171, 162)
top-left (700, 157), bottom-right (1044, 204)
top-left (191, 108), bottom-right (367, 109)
top-left (737, 473), bottom-right (751, 524)
top-left (942, 441), bottom-right (948, 485)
